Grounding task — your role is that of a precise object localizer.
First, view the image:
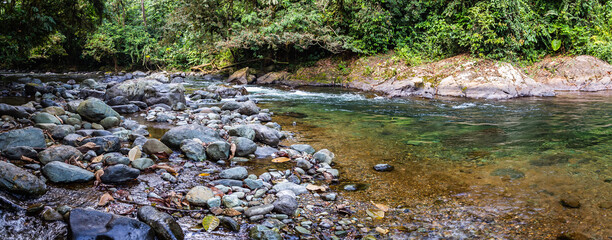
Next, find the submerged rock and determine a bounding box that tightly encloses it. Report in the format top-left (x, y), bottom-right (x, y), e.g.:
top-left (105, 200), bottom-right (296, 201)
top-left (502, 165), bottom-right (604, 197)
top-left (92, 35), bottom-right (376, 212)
top-left (137, 206), bottom-right (184, 240)
top-left (491, 168), bottom-right (525, 179)
top-left (249, 225), bottom-right (282, 240)
top-left (0, 161), bottom-right (47, 196)
top-left (373, 164), bottom-right (394, 172)
top-left (69, 208), bottom-right (155, 240)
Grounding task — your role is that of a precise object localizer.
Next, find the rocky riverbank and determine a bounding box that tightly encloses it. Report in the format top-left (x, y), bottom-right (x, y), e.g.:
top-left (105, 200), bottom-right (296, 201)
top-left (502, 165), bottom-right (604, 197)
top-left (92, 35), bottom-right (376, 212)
top-left (230, 54), bottom-right (612, 100)
top-left (0, 72), bottom-right (390, 240)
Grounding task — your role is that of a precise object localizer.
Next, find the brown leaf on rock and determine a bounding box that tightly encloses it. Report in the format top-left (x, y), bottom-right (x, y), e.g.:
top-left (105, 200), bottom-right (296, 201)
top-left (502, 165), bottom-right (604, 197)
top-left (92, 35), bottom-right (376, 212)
top-left (223, 208), bottom-right (242, 216)
top-left (77, 142), bottom-right (98, 153)
top-left (91, 154), bottom-right (104, 163)
top-left (94, 169), bottom-right (104, 186)
top-left (228, 143), bottom-right (236, 160)
top-left (210, 207), bottom-right (223, 215)
top-left (20, 156), bottom-right (37, 163)
top-left (271, 157), bottom-right (291, 163)
top-left (152, 151), bottom-right (170, 160)
top-left (152, 165), bottom-right (178, 174)
top-left (98, 193), bottom-right (115, 206)
top-left (128, 147), bottom-right (141, 161)
top-left (306, 184), bottom-right (327, 192)
top-left (375, 227), bottom-right (389, 235)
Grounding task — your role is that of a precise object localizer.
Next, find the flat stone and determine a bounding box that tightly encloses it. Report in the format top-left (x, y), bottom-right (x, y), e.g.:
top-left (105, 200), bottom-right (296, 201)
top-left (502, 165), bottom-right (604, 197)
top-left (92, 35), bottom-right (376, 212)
top-left (42, 161), bottom-right (94, 183)
top-left (219, 167), bottom-right (248, 180)
top-left (69, 208), bottom-right (155, 240)
top-left (185, 186), bottom-right (214, 206)
top-left (0, 161), bottom-right (47, 196)
top-left (244, 204), bottom-right (274, 217)
top-left (0, 127), bottom-right (46, 151)
top-left (137, 206), bottom-right (184, 240)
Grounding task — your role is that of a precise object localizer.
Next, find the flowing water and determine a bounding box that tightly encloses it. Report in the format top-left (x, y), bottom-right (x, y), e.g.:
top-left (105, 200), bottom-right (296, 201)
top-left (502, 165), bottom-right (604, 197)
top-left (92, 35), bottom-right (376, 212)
top-left (1, 73), bottom-right (611, 239)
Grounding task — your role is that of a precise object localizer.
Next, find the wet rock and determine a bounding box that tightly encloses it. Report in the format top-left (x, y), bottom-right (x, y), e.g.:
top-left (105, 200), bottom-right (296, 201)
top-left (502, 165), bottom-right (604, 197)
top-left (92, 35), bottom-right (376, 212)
top-left (160, 124), bottom-right (222, 148)
top-left (220, 166), bottom-right (248, 180)
top-left (556, 232), bottom-right (591, 240)
top-left (112, 104), bottom-right (141, 114)
top-left (238, 101), bottom-right (260, 116)
top-left (42, 207), bottom-right (63, 221)
top-left (273, 182), bottom-right (307, 195)
top-left (100, 164), bottom-right (140, 184)
top-left (143, 139), bottom-right (172, 155)
top-left (219, 216), bottom-right (240, 232)
top-left (323, 193), bottom-right (337, 201)
top-left (245, 204), bottom-right (274, 217)
top-left (227, 67), bottom-right (255, 85)
top-left (0, 161), bottom-right (47, 196)
top-left (221, 101), bottom-right (243, 111)
top-left (107, 96), bottom-right (129, 106)
top-left (491, 168), bottom-right (525, 179)
top-left (144, 83), bottom-right (186, 108)
top-left (296, 158), bottom-right (313, 170)
top-left (63, 133), bottom-right (83, 146)
top-left (100, 116), bottom-right (120, 129)
top-left (256, 113), bottom-right (272, 122)
top-left (249, 124), bottom-right (280, 146)
top-left (233, 137), bottom-right (257, 157)
top-left (81, 79), bottom-right (98, 89)
top-left (32, 112), bottom-right (61, 125)
top-left (51, 125), bottom-right (76, 139)
top-left (206, 141), bottom-right (230, 161)
top-left (42, 161), bottom-right (94, 183)
top-left (80, 136), bottom-right (121, 154)
top-left (560, 196), bottom-right (581, 208)
top-left (185, 186), bottom-right (214, 206)
top-left (313, 150), bottom-right (333, 164)
top-left (254, 146), bottom-right (278, 159)
top-left (599, 201), bottom-right (612, 209)
top-left (161, 172), bottom-right (176, 183)
top-left (290, 144), bottom-right (315, 155)
top-left (373, 164), bottom-right (394, 172)
top-left (69, 208), bottom-right (155, 240)
top-left (228, 125), bottom-right (256, 140)
top-left (2, 146), bottom-right (38, 160)
top-left (77, 98), bottom-right (121, 122)
top-left (211, 179), bottom-right (243, 187)
top-left (249, 225), bottom-right (282, 240)
top-left (38, 145), bottom-right (82, 164)
top-left (131, 158), bottom-right (154, 170)
top-left (273, 195), bottom-right (298, 215)
top-left (245, 178), bottom-right (264, 190)
top-left (0, 127), bottom-right (46, 151)
top-left (43, 106), bottom-right (65, 116)
top-left (180, 139), bottom-right (207, 161)
top-left (223, 195), bottom-right (241, 208)
top-left (0, 103), bottom-right (33, 118)
top-left (207, 197), bottom-right (221, 208)
top-left (256, 72), bottom-right (288, 85)
top-left (103, 153), bottom-right (130, 166)
top-left (137, 206), bottom-right (184, 240)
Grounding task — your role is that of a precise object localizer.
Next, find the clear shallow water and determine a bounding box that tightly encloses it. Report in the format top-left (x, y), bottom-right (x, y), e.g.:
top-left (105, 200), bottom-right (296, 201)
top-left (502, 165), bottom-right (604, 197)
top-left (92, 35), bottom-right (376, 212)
top-left (238, 85), bottom-right (612, 238)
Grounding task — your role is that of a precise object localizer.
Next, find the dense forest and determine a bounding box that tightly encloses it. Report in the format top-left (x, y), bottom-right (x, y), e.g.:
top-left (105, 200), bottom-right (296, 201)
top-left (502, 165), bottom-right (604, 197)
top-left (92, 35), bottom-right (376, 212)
top-left (1, 0), bottom-right (611, 70)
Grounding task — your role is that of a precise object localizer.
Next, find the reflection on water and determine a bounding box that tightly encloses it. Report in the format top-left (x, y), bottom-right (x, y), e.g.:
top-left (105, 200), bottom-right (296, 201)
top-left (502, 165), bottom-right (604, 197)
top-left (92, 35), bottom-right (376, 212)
top-left (243, 86), bottom-right (612, 238)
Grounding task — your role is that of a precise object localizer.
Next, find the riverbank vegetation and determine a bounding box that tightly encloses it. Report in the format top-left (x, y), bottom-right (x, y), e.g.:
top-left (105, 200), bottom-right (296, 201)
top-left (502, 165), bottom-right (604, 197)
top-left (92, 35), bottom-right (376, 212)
top-left (1, 0), bottom-right (611, 70)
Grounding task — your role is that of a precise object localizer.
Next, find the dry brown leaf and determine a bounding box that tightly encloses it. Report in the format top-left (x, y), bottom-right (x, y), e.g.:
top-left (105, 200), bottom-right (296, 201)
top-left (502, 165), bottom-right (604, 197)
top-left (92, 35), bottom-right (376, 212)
top-left (306, 184), bottom-right (327, 192)
top-left (228, 143), bottom-right (236, 160)
top-left (94, 169), bottom-right (104, 186)
top-left (366, 209), bottom-right (385, 219)
top-left (223, 208), bottom-right (242, 216)
top-left (153, 165), bottom-right (177, 174)
top-left (271, 157), bottom-right (291, 163)
top-left (209, 207), bottom-right (223, 215)
top-left (370, 201), bottom-right (390, 212)
top-left (198, 173), bottom-right (210, 177)
top-left (81, 142), bottom-right (97, 148)
top-left (98, 193), bottom-right (115, 206)
top-left (91, 154), bottom-right (104, 163)
top-left (20, 156), bottom-right (37, 162)
top-left (375, 227), bottom-right (389, 235)
top-left (128, 147), bottom-right (141, 161)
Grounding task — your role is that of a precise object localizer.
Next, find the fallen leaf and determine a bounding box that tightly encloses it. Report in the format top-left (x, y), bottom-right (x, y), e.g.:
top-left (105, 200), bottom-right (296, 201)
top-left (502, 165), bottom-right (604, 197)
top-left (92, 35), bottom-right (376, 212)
top-left (271, 157), bottom-right (290, 163)
top-left (153, 165), bottom-right (177, 174)
top-left (209, 207), bottom-right (223, 215)
top-left (128, 147), bottom-right (141, 161)
top-left (91, 154), bottom-right (104, 163)
top-left (20, 156), bottom-right (36, 162)
top-left (375, 227), bottom-right (389, 235)
top-left (366, 209), bottom-right (384, 219)
top-left (98, 193), bottom-right (115, 206)
top-left (201, 215), bottom-right (220, 232)
top-left (228, 143), bottom-right (236, 160)
top-left (370, 201), bottom-right (390, 212)
top-left (152, 151), bottom-right (170, 160)
top-left (223, 208), bottom-right (242, 216)
top-left (94, 169), bottom-right (104, 186)
top-left (198, 173), bottom-right (210, 177)
top-left (306, 184), bottom-right (327, 192)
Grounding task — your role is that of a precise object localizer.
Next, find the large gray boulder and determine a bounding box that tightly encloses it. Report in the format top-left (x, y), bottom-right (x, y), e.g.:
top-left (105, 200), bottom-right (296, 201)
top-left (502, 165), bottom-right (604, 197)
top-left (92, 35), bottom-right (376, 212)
top-left (0, 103), bottom-right (34, 118)
top-left (233, 137), bottom-right (257, 157)
top-left (227, 67), bottom-right (255, 85)
top-left (32, 112), bottom-right (61, 125)
top-left (248, 124), bottom-right (281, 147)
top-left (0, 127), bottom-right (46, 151)
top-left (160, 124), bottom-right (222, 148)
top-left (0, 161), bottom-right (47, 196)
top-left (77, 98), bottom-right (120, 122)
top-left (206, 141), bottom-right (230, 161)
top-left (100, 164), bottom-right (140, 184)
top-left (69, 208), bottom-right (155, 240)
top-left (106, 78), bottom-right (186, 108)
top-left (42, 161), bottom-right (94, 183)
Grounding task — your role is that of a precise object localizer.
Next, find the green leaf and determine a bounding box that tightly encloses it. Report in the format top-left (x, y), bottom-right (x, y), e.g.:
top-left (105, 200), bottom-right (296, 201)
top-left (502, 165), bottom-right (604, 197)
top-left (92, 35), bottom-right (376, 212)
top-left (551, 39), bottom-right (561, 51)
top-left (201, 215), bottom-right (220, 232)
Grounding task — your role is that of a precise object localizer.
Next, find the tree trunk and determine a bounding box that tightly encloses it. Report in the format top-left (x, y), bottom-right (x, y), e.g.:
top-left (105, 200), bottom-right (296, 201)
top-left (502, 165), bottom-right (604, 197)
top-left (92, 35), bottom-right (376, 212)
top-left (141, 0), bottom-right (147, 28)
